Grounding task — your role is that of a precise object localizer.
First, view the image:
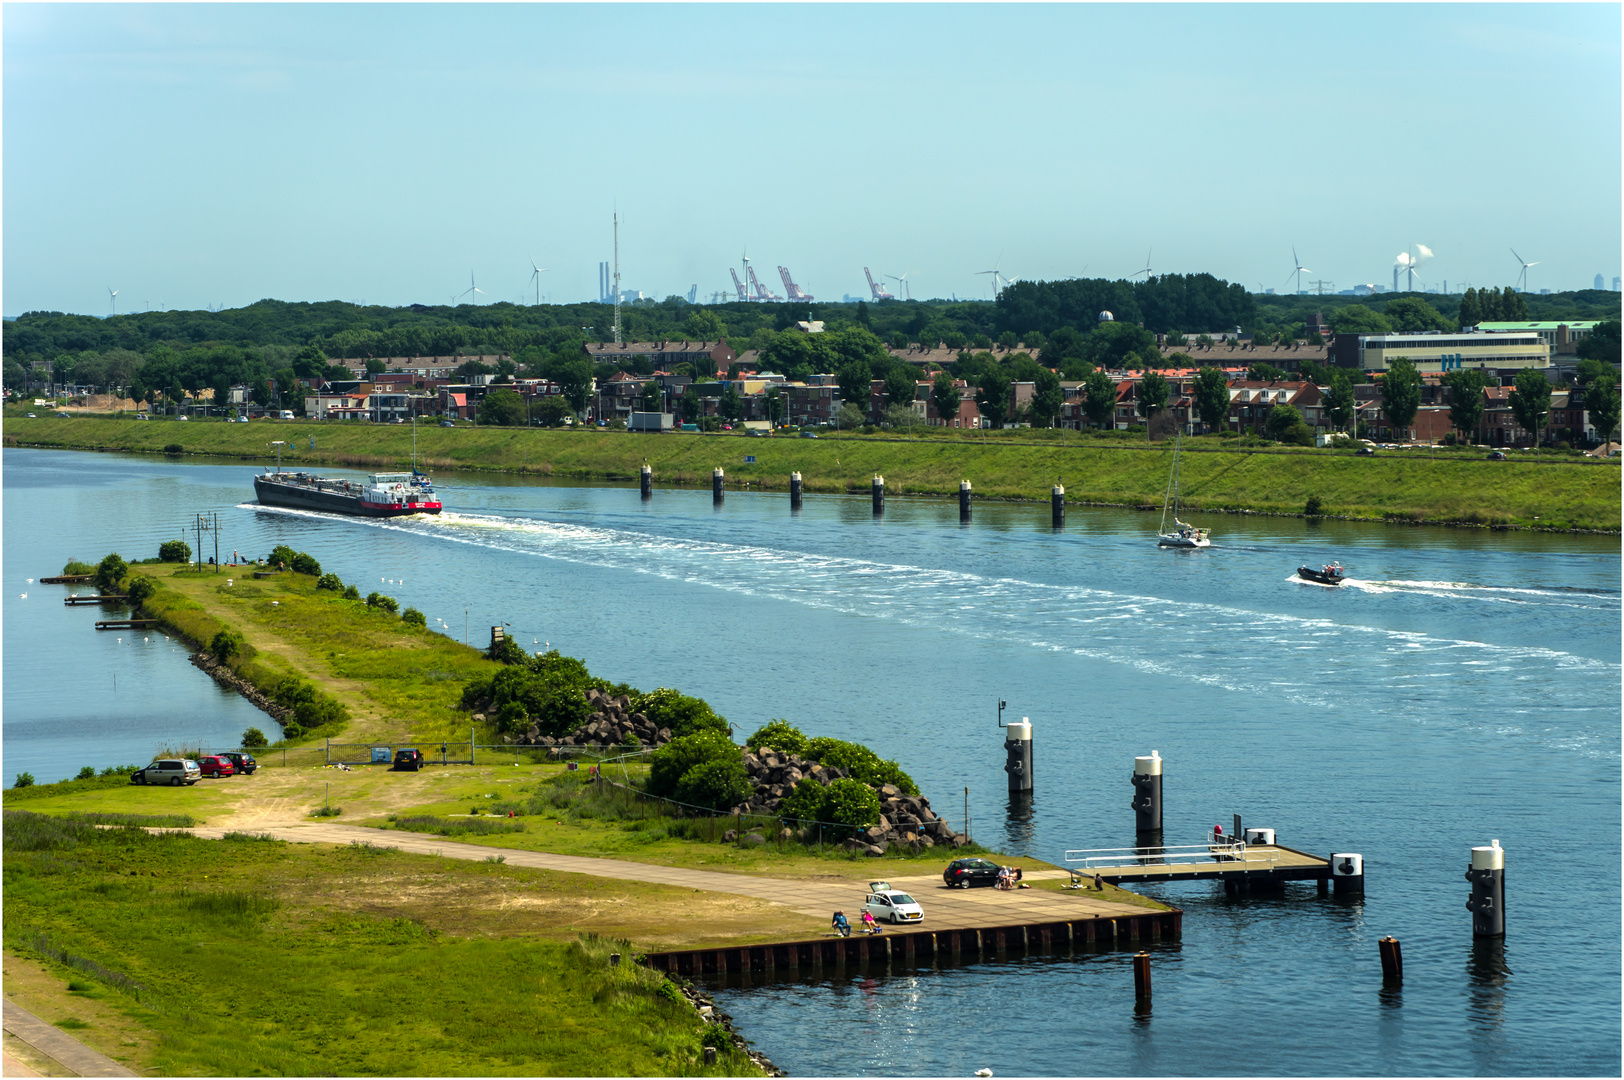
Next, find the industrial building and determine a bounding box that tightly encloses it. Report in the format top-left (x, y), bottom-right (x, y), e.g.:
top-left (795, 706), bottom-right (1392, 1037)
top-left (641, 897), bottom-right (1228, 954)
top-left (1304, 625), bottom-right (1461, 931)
top-left (1331, 330), bottom-right (1551, 376)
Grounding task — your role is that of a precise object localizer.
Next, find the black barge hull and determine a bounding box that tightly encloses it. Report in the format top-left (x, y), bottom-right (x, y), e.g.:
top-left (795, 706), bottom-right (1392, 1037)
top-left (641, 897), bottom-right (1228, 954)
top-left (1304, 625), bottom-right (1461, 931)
top-left (254, 476), bottom-right (440, 517)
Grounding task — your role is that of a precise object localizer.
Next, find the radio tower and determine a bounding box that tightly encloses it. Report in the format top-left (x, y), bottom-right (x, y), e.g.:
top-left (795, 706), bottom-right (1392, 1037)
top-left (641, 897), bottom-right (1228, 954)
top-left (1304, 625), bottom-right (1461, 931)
top-left (612, 212), bottom-right (622, 345)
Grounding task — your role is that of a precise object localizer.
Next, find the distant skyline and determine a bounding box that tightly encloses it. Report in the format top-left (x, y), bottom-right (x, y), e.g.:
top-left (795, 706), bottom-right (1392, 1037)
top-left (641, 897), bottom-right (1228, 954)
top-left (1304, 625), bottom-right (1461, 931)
top-left (4, 4), bottom-right (1620, 317)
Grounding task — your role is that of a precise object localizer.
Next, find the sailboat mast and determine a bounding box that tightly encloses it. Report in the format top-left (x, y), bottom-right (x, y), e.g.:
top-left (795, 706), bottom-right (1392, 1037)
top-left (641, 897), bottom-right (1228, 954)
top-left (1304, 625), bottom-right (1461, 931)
top-left (1159, 433), bottom-right (1176, 535)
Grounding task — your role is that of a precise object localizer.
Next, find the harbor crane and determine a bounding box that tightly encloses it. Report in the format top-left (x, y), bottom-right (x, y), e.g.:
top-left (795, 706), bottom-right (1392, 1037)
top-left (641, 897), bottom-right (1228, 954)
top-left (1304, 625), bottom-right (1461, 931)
top-left (864, 267), bottom-right (894, 301)
top-left (778, 266), bottom-right (814, 302)
top-left (747, 265), bottom-right (781, 302)
top-left (729, 267), bottom-right (750, 301)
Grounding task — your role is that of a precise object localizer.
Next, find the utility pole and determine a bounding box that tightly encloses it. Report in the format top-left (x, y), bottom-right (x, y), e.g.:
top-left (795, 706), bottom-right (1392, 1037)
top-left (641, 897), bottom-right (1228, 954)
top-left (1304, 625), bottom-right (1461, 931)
top-left (612, 212), bottom-right (623, 346)
top-left (1310, 279), bottom-right (1334, 296)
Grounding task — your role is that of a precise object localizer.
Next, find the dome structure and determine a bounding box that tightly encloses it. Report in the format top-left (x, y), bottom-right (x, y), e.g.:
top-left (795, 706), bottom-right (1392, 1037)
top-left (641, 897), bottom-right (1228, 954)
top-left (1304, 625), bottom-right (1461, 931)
top-left (1098, 310), bottom-right (1114, 323)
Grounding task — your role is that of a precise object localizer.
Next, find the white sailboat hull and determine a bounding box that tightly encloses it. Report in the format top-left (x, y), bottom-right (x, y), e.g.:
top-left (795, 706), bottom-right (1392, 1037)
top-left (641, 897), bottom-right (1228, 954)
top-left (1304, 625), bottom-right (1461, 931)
top-left (1157, 533), bottom-right (1211, 548)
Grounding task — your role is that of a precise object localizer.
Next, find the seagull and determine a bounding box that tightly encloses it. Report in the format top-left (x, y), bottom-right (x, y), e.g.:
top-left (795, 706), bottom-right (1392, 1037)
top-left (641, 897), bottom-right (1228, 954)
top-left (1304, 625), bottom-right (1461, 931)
top-left (26, 578), bottom-right (33, 584)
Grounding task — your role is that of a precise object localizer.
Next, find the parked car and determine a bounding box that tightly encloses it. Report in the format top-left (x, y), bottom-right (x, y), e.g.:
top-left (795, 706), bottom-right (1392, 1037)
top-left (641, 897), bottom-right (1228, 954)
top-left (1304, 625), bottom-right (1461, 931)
top-left (439, 420), bottom-right (455, 428)
top-left (219, 751), bottom-right (257, 775)
top-left (135, 413), bottom-right (148, 420)
top-left (197, 755), bottom-right (236, 778)
top-left (943, 857), bottom-right (1003, 888)
top-left (131, 759), bottom-right (202, 786)
top-left (24, 412), bottom-right (35, 418)
top-left (1487, 450), bottom-right (1507, 460)
top-left (392, 748), bottom-right (424, 771)
top-left (177, 415), bottom-right (190, 421)
top-left (863, 881), bottom-right (925, 924)
top-left (801, 431), bottom-right (819, 439)
top-left (55, 411), bottom-right (71, 418)
top-left (1355, 446), bottom-right (1375, 456)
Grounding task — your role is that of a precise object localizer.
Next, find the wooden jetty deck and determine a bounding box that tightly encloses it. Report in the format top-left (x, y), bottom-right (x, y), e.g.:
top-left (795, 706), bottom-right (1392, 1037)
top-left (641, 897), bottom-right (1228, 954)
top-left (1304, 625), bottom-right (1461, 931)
top-left (39, 574), bottom-right (93, 584)
top-left (64, 595), bottom-right (126, 605)
top-left (95, 619), bottom-right (158, 630)
top-left (1067, 843), bottom-right (1331, 888)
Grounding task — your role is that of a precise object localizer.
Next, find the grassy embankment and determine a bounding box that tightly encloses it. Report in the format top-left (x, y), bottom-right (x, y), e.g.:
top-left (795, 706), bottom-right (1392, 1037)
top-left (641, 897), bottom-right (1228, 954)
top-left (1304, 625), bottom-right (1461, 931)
top-left (6, 412), bottom-right (1619, 531)
top-left (2, 812), bottom-right (765, 1076)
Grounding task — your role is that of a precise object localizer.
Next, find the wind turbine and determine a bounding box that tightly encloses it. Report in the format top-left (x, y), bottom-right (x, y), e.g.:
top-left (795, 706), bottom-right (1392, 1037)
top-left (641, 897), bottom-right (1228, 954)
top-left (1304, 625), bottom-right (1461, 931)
top-left (1284, 247), bottom-right (1311, 294)
top-left (107, 287), bottom-right (118, 316)
top-left (1131, 249), bottom-right (1154, 280)
top-left (976, 254), bottom-right (1011, 297)
top-left (1511, 248), bottom-right (1539, 293)
top-left (886, 271), bottom-right (914, 300)
top-left (459, 270), bottom-right (484, 306)
top-left (528, 258), bottom-right (550, 305)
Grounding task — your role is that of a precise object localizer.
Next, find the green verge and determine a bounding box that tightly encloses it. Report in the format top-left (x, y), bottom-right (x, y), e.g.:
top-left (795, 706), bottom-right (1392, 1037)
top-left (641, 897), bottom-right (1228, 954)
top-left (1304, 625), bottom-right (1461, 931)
top-left (3, 811), bottom-right (762, 1076)
top-left (6, 414), bottom-right (1618, 531)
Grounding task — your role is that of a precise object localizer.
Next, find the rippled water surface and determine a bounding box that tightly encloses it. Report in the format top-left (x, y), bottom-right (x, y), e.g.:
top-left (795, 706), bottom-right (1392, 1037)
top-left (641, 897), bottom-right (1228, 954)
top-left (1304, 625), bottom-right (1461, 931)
top-left (3, 448), bottom-right (1619, 1075)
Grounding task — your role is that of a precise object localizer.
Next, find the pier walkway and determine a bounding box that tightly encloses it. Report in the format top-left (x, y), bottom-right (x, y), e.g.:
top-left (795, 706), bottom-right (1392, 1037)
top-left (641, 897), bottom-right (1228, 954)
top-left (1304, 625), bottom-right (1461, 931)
top-left (1065, 842), bottom-right (1331, 887)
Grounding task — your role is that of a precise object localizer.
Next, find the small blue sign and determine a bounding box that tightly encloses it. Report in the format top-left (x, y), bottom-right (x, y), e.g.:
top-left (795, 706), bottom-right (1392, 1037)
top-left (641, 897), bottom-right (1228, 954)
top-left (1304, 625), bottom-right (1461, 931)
top-left (744, 455), bottom-right (756, 464)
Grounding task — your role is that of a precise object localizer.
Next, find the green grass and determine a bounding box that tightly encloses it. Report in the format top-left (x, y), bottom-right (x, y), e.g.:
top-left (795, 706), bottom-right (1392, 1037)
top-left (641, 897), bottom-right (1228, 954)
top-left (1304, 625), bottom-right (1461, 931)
top-left (3, 809), bottom-right (763, 1076)
top-left (8, 414), bottom-right (1617, 530)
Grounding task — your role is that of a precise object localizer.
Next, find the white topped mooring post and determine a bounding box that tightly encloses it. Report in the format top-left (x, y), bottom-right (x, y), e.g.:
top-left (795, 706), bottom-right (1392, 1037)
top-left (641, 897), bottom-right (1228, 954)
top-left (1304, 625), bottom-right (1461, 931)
top-left (1052, 484), bottom-right (1065, 528)
top-left (1466, 839), bottom-right (1505, 937)
top-left (1003, 716), bottom-right (1033, 793)
top-left (872, 475), bottom-right (885, 515)
top-left (640, 463), bottom-right (652, 499)
top-left (959, 480), bottom-right (972, 521)
top-left (790, 471), bottom-right (802, 510)
top-left (1330, 851), bottom-right (1365, 895)
top-left (712, 467), bottom-right (724, 503)
top-left (1131, 751), bottom-right (1162, 833)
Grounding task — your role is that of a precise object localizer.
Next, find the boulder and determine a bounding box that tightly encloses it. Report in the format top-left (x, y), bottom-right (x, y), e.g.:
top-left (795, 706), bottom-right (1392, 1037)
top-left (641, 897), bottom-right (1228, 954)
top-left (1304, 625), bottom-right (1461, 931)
top-left (950, 834), bottom-right (971, 848)
top-left (657, 728), bottom-right (672, 743)
top-left (742, 752), bottom-right (763, 775)
top-left (864, 842), bottom-right (888, 857)
top-left (740, 832), bottom-right (766, 847)
top-left (862, 826), bottom-right (887, 844)
top-left (878, 784), bottom-right (902, 800)
top-left (721, 829), bottom-right (738, 843)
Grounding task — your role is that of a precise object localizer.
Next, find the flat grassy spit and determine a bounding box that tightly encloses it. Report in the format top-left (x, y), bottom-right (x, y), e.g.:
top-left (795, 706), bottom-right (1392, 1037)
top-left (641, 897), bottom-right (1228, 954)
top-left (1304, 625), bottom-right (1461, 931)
top-left (2, 811), bottom-right (763, 1076)
top-left (8, 416), bottom-right (1617, 530)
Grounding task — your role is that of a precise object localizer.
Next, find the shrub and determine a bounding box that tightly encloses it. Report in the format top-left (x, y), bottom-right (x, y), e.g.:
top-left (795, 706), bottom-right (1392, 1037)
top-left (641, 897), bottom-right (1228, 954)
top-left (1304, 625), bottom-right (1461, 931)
top-left (463, 650), bottom-right (594, 737)
top-left (745, 720), bottom-right (806, 755)
top-left (158, 540), bottom-right (192, 563)
top-left (1304, 495), bottom-right (1324, 517)
top-left (60, 560), bottom-right (96, 576)
top-left (241, 727), bottom-right (269, 748)
top-left (124, 575), bottom-right (156, 607)
top-left (315, 573), bottom-right (343, 592)
top-left (75, 766), bottom-right (96, 781)
top-left (633, 687), bottom-right (728, 739)
top-left (342, 584), bottom-right (361, 601)
top-left (290, 552), bottom-right (321, 576)
top-left (14, 772), bottom-right (35, 789)
top-left (672, 757), bottom-right (753, 811)
top-left (210, 628), bottom-right (244, 662)
top-left (821, 778), bottom-right (881, 836)
top-left (280, 722), bottom-right (304, 741)
top-left (163, 443), bottom-right (183, 454)
top-left (648, 730), bottom-right (738, 800)
top-left (802, 737), bottom-right (918, 796)
top-left (93, 552), bottom-right (128, 593)
top-left (365, 592), bottom-right (399, 615)
top-left (401, 607), bottom-right (426, 628)
top-left (267, 545), bottom-right (298, 570)
top-left (780, 778), bottom-right (828, 823)
top-left (312, 805), bottom-right (343, 818)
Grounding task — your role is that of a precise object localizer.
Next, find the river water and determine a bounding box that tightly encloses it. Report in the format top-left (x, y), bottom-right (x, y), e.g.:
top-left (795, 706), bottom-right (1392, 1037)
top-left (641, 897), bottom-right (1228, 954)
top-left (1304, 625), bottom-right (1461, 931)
top-left (2, 447), bottom-right (1619, 1075)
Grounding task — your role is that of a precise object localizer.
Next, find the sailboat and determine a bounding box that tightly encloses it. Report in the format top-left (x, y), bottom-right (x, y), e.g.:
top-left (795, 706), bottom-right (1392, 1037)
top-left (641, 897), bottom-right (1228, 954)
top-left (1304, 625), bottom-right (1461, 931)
top-left (1157, 430), bottom-right (1210, 548)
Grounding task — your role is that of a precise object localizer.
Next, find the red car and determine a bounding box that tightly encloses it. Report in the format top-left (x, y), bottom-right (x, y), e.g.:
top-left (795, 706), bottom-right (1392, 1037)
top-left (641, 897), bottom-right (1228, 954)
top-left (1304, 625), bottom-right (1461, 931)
top-left (197, 755), bottom-right (236, 778)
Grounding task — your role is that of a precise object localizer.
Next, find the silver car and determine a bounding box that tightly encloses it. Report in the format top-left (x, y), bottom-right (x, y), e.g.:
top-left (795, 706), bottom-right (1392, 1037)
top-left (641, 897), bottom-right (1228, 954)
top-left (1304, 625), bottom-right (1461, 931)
top-left (131, 759), bottom-right (202, 786)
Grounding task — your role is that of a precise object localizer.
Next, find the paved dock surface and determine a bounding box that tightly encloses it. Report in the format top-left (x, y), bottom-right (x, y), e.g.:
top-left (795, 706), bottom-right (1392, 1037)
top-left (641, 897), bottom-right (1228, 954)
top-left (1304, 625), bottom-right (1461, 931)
top-left (186, 822), bottom-right (1155, 928)
top-left (1075, 844), bottom-right (1329, 883)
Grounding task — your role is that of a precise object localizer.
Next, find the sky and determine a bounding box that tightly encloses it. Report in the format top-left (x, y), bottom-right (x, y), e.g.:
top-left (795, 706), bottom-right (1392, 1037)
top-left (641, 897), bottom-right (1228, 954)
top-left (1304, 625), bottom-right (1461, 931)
top-left (3, 3), bottom-right (1620, 318)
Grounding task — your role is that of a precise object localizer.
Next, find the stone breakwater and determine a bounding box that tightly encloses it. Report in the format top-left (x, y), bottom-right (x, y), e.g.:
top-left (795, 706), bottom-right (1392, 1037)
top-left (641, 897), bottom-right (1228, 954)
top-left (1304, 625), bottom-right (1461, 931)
top-left (498, 687), bottom-right (673, 748)
top-left (190, 651), bottom-right (288, 722)
top-left (673, 979), bottom-right (784, 1077)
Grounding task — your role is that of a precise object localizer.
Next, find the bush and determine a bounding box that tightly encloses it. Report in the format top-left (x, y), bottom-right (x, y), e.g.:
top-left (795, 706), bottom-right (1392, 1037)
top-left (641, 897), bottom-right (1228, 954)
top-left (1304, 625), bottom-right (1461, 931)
top-left (745, 720), bottom-right (806, 755)
top-left (94, 552), bottom-right (128, 593)
top-left (821, 778), bottom-right (881, 836)
top-left (672, 757), bottom-right (753, 811)
top-left (158, 540), bottom-right (192, 563)
top-left (210, 629), bottom-right (244, 662)
top-left (315, 573), bottom-right (343, 592)
top-left (365, 592), bottom-right (399, 615)
top-left (312, 805), bottom-right (343, 818)
top-left (780, 778), bottom-right (828, 823)
top-left (75, 766), bottom-right (96, 781)
top-left (401, 607), bottom-right (426, 628)
top-left (1305, 495), bottom-right (1324, 517)
top-left (633, 687), bottom-right (728, 739)
top-left (60, 560), bottom-right (96, 576)
top-left (463, 650), bottom-right (594, 737)
top-left (280, 722), bottom-right (304, 741)
top-left (241, 727), bottom-right (269, 748)
top-left (802, 737), bottom-right (918, 796)
top-left (163, 443), bottom-right (183, 454)
top-left (342, 584), bottom-right (361, 601)
top-left (267, 545), bottom-right (298, 570)
top-left (648, 730), bottom-right (738, 800)
top-left (124, 574), bottom-right (156, 607)
top-left (290, 552), bottom-right (321, 576)
top-left (14, 772), bottom-right (35, 789)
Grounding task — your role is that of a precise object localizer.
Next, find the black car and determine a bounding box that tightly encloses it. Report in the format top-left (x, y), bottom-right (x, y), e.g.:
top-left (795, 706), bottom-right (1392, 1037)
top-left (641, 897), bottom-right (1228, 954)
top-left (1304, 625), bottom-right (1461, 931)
top-left (1487, 450), bottom-right (1507, 460)
top-left (220, 751), bottom-right (257, 775)
top-left (943, 857), bottom-right (1002, 888)
top-left (393, 748), bottom-right (424, 772)
top-left (1355, 447), bottom-right (1376, 456)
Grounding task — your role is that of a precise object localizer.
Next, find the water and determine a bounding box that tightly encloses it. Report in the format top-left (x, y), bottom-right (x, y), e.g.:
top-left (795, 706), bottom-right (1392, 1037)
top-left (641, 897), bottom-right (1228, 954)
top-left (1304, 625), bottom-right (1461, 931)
top-left (3, 447), bottom-right (1618, 1074)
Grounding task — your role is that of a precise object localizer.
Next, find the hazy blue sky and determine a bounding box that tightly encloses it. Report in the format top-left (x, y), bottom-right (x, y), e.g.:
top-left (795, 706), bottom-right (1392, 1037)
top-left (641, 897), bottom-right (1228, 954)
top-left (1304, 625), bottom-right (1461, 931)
top-left (4, 3), bottom-right (1619, 317)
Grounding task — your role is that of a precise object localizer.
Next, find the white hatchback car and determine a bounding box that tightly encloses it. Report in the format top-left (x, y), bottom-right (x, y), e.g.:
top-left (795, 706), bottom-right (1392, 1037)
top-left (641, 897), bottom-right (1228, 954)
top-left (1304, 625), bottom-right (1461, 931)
top-left (863, 881), bottom-right (925, 925)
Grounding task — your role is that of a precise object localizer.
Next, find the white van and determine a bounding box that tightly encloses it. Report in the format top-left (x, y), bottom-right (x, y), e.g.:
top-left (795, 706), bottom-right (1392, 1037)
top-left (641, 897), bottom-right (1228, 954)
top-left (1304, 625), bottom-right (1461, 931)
top-left (277, 410), bottom-right (296, 420)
